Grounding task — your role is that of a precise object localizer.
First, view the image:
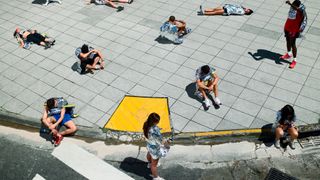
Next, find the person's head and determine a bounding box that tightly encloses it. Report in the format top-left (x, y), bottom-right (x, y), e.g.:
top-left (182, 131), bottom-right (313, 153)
top-left (169, 16), bottom-right (175, 22)
top-left (244, 8), bottom-right (253, 15)
top-left (292, 0), bottom-right (301, 7)
top-left (143, 112), bottom-right (160, 138)
top-left (81, 44), bottom-right (89, 53)
top-left (200, 65), bottom-right (210, 75)
top-left (13, 28), bottom-right (20, 38)
top-left (46, 98), bottom-right (56, 109)
top-left (280, 104), bottom-right (295, 122)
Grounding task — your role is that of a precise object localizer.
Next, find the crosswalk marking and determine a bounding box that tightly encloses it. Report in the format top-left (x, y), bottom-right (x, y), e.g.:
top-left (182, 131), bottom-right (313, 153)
top-left (52, 142), bottom-right (134, 180)
top-left (32, 174), bottom-right (46, 180)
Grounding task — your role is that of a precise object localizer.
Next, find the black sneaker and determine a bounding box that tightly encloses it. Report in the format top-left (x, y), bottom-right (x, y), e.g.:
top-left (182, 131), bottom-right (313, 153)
top-left (128, 0), bottom-right (133, 4)
top-left (117, 6), bottom-right (124, 12)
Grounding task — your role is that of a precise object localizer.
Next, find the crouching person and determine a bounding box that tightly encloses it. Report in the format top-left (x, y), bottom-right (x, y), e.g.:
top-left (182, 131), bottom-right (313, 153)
top-left (42, 97), bottom-right (78, 146)
top-left (274, 104), bottom-right (299, 149)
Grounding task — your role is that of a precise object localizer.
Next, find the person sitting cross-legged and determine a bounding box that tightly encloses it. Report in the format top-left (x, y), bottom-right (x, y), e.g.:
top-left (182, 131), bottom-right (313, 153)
top-left (195, 65), bottom-right (222, 109)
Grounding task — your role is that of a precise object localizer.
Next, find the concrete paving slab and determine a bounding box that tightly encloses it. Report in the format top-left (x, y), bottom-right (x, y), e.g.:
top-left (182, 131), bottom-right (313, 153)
top-left (0, 0), bottom-right (319, 135)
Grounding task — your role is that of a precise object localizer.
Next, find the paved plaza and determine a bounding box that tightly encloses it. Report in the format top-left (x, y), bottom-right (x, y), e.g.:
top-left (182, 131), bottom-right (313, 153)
top-left (0, 0), bottom-right (319, 133)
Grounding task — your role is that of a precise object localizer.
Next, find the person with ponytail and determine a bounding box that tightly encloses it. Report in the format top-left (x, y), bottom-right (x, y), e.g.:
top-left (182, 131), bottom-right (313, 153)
top-left (143, 113), bottom-right (165, 180)
top-left (274, 104), bottom-right (298, 149)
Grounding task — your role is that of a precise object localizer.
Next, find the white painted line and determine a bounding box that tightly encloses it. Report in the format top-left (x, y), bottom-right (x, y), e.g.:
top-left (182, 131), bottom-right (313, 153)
top-left (52, 142), bottom-right (134, 180)
top-left (32, 174), bottom-right (46, 180)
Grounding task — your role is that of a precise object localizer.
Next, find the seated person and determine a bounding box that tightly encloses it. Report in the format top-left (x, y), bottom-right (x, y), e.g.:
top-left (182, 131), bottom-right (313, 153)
top-left (75, 44), bottom-right (105, 74)
top-left (86, 0), bottom-right (133, 12)
top-left (274, 105), bottom-right (298, 149)
top-left (42, 97), bottom-right (78, 146)
top-left (168, 16), bottom-right (189, 36)
top-left (13, 28), bottom-right (55, 49)
top-left (195, 65), bottom-right (221, 108)
top-left (198, 4), bottom-right (253, 16)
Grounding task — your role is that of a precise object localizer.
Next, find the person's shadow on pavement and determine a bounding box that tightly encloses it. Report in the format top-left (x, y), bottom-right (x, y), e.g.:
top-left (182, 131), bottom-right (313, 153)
top-left (248, 49), bottom-right (290, 65)
top-left (32, 0), bottom-right (46, 4)
top-left (119, 157), bottom-right (152, 180)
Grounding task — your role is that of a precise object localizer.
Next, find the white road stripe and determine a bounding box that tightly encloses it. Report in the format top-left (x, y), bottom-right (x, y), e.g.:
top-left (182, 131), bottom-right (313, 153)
top-left (32, 174), bottom-right (46, 180)
top-left (52, 142), bottom-right (134, 180)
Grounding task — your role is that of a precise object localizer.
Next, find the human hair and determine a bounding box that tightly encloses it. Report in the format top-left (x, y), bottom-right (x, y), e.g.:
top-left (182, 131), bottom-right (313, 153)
top-left (13, 28), bottom-right (20, 38)
top-left (46, 98), bottom-right (56, 110)
top-left (169, 16), bottom-right (175, 22)
top-left (201, 65), bottom-right (210, 74)
top-left (81, 44), bottom-right (89, 53)
top-left (280, 104), bottom-right (295, 123)
top-left (292, 0), bottom-right (301, 7)
top-left (143, 113), bottom-right (160, 138)
top-left (245, 9), bottom-right (253, 15)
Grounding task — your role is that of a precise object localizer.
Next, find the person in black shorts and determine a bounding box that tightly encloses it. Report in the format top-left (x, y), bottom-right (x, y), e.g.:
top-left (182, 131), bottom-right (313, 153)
top-left (13, 28), bottom-right (55, 49)
top-left (76, 44), bottom-right (105, 74)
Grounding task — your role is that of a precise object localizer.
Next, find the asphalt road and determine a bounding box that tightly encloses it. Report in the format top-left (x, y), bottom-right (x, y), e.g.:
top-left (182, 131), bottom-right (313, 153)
top-left (0, 134), bottom-right (87, 180)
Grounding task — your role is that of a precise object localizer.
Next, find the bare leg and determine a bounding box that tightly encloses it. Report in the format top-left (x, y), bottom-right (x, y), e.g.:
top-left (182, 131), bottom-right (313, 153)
top-left (213, 84), bottom-right (218, 97)
top-left (106, 0), bottom-right (118, 8)
top-left (147, 152), bottom-right (151, 163)
top-left (59, 121), bottom-right (77, 136)
top-left (288, 127), bottom-right (298, 140)
top-left (112, 0), bottom-right (129, 3)
top-left (204, 6), bottom-right (223, 12)
top-left (150, 158), bottom-right (159, 178)
top-left (198, 87), bottom-right (208, 100)
top-left (204, 9), bottom-right (225, 15)
top-left (275, 127), bottom-right (284, 140)
top-left (86, 57), bottom-right (100, 70)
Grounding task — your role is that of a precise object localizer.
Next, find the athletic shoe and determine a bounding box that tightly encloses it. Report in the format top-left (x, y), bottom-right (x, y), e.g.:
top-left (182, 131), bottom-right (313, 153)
top-left (54, 135), bottom-right (64, 146)
top-left (274, 139), bottom-right (280, 149)
top-left (280, 53), bottom-right (292, 60)
top-left (288, 140), bottom-right (296, 150)
top-left (128, 0), bottom-right (133, 4)
top-left (289, 60), bottom-right (297, 69)
top-left (203, 98), bottom-right (211, 108)
top-left (71, 114), bottom-right (79, 118)
top-left (117, 6), bottom-right (124, 12)
top-left (44, 0), bottom-right (49, 6)
top-left (57, 0), bottom-right (62, 4)
top-left (197, 5), bottom-right (203, 15)
top-left (153, 177), bottom-right (165, 180)
top-left (214, 97), bottom-right (222, 105)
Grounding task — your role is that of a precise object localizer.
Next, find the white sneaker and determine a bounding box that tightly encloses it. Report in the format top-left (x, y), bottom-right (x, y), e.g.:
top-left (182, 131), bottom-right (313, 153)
top-left (214, 97), bottom-right (222, 105)
top-left (153, 176), bottom-right (165, 180)
top-left (274, 139), bottom-right (280, 148)
top-left (44, 0), bottom-right (49, 6)
top-left (57, 0), bottom-right (62, 4)
top-left (203, 98), bottom-right (210, 108)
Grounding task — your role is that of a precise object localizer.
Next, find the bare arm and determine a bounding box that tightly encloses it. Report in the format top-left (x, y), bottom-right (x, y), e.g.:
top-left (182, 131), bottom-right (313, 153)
top-left (196, 79), bottom-right (210, 90)
top-left (50, 108), bottom-right (66, 129)
top-left (17, 37), bottom-right (24, 48)
top-left (212, 73), bottom-right (219, 85)
top-left (79, 50), bottom-right (95, 59)
top-left (286, 0), bottom-right (301, 11)
top-left (42, 106), bottom-right (50, 126)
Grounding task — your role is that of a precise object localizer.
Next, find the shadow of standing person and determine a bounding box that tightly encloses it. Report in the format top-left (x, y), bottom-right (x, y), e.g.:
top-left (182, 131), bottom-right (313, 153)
top-left (248, 49), bottom-right (291, 65)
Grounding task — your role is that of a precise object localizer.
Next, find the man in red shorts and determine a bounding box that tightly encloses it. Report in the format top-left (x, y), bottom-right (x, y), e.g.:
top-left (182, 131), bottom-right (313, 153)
top-left (281, 0), bottom-right (307, 69)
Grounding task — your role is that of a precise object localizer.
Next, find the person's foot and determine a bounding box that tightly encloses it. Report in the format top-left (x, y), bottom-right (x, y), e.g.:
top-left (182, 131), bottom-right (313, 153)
top-left (51, 40), bottom-right (56, 45)
top-left (288, 140), bottom-right (296, 149)
top-left (117, 6), bottom-right (124, 12)
top-left (289, 60), bottom-right (297, 69)
top-left (274, 139), bottom-right (280, 149)
top-left (153, 176), bottom-right (165, 180)
top-left (203, 98), bottom-right (211, 108)
top-left (71, 114), bottom-right (79, 118)
top-left (57, 0), bottom-right (62, 4)
top-left (214, 97), bottom-right (222, 105)
top-left (280, 53), bottom-right (292, 60)
top-left (54, 135), bottom-right (64, 146)
top-left (128, 0), bottom-right (133, 4)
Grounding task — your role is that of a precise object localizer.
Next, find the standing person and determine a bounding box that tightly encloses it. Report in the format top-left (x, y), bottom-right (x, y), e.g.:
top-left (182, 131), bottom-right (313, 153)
top-left (281, 0), bottom-right (307, 69)
top-left (274, 105), bottom-right (299, 149)
top-left (42, 97), bottom-right (77, 146)
top-left (143, 113), bottom-right (168, 180)
top-left (195, 65), bottom-right (221, 109)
